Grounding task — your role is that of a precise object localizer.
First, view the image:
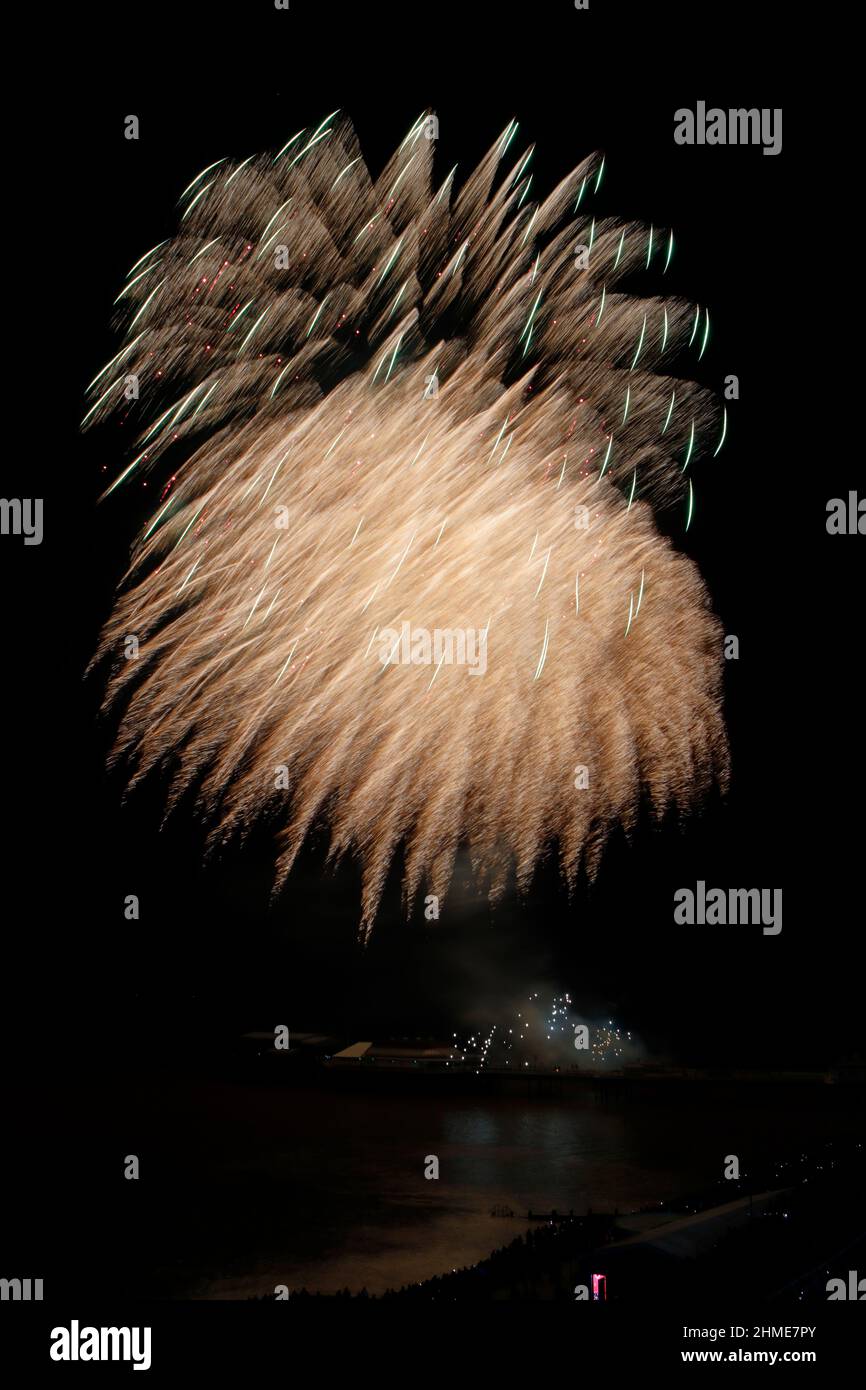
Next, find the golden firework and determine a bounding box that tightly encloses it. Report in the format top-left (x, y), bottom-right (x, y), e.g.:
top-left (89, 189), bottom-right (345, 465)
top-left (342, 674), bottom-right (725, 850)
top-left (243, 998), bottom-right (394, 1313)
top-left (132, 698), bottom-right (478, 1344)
top-left (85, 112), bottom-right (728, 934)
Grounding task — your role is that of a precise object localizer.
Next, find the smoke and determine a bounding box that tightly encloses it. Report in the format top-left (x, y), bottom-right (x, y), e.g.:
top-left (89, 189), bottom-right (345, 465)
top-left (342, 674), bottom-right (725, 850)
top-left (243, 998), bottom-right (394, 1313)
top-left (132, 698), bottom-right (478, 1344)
top-left (85, 111), bottom-right (728, 936)
top-left (449, 980), bottom-right (650, 1071)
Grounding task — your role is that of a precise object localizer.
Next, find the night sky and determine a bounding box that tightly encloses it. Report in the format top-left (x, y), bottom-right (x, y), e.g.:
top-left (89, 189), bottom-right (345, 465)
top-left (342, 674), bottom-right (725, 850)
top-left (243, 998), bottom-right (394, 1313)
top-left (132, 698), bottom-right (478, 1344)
top-left (3, 4), bottom-right (857, 1082)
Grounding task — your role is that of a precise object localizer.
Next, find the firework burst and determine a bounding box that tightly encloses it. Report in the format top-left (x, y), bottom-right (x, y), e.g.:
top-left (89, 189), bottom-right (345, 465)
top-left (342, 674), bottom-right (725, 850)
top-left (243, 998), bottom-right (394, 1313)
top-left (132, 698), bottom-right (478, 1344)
top-left (449, 996), bottom-right (637, 1071)
top-left (85, 111), bottom-right (728, 934)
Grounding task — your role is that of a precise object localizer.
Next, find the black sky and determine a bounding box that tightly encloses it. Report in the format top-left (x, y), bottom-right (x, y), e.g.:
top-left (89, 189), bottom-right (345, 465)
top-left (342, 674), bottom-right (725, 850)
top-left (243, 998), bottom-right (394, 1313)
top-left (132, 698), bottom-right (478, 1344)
top-left (2, 3), bottom-right (857, 1075)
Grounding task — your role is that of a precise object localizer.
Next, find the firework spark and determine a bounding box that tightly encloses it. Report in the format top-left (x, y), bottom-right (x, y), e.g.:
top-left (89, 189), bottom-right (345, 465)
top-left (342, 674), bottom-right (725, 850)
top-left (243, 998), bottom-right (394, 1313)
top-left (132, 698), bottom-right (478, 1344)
top-left (85, 112), bottom-right (728, 934)
top-left (448, 996), bottom-right (636, 1071)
